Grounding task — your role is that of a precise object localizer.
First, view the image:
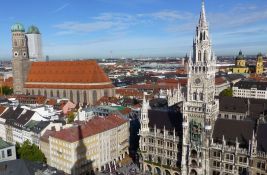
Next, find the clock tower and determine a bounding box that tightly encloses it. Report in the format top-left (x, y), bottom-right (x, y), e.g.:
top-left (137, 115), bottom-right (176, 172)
top-left (181, 1), bottom-right (219, 174)
top-left (11, 23), bottom-right (30, 94)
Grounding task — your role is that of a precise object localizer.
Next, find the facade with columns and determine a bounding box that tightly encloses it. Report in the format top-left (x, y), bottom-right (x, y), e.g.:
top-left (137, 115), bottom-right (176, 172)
top-left (139, 1), bottom-right (267, 175)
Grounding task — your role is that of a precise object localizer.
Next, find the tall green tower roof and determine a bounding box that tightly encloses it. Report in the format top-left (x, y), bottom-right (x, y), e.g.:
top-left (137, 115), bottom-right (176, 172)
top-left (11, 23), bottom-right (25, 32)
top-left (27, 25), bottom-right (40, 34)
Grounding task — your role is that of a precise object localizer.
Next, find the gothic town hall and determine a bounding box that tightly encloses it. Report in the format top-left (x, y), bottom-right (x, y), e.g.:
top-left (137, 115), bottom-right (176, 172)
top-left (139, 1), bottom-right (267, 175)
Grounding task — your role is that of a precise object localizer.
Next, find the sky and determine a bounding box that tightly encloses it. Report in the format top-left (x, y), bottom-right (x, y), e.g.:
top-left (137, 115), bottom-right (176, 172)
top-left (0, 0), bottom-right (267, 59)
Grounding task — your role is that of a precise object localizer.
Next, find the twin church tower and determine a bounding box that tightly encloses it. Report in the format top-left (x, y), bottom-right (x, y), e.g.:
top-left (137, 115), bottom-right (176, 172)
top-left (11, 23), bottom-right (42, 94)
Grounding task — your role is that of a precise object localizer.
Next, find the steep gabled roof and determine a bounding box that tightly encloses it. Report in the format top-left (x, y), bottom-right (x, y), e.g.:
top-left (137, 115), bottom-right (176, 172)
top-left (25, 60), bottom-right (114, 89)
top-left (148, 108), bottom-right (183, 135)
top-left (219, 96), bottom-right (248, 113)
top-left (212, 119), bottom-right (255, 148)
top-left (16, 110), bottom-right (35, 126)
top-left (47, 115), bottom-right (127, 143)
top-left (257, 123), bottom-right (267, 152)
top-left (234, 80), bottom-right (267, 90)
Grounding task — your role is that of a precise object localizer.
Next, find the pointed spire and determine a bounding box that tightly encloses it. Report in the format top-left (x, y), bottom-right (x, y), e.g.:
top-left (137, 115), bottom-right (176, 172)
top-left (199, 0), bottom-right (207, 27)
top-left (189, 51), bottom-right (192, 64)
top-left (142, 92), bottom-right (146, 104)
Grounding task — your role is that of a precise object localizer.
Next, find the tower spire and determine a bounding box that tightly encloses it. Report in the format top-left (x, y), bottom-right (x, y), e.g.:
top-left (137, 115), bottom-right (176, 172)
top-left (199, 0), bottom-right (207, 28)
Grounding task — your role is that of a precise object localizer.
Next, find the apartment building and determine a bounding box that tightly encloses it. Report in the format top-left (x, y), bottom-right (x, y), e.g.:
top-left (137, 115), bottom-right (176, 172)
top-left (40, 115), bottom-right (129, 175)
top-left (233, 80), bottom-right (267, 99)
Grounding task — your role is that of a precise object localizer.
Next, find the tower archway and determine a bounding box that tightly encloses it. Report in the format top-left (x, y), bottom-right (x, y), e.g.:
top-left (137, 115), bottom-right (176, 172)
top-left (190, 169), bottom-right (197, 175)
top-left (154, 167), bottom-right (161, 175)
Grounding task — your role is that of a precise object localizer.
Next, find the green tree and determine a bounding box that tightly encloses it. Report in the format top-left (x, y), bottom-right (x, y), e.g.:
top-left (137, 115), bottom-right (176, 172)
top-left (2, 86), bottom-right (13, 95)
top-left (67, 112), bottom-right (75, 123)
top-left (220, 88), bottom-right (233, 97)
top-left (15, 142), bottom-right (21, 159)
top-left (17, 140), bottom-right (46, 163)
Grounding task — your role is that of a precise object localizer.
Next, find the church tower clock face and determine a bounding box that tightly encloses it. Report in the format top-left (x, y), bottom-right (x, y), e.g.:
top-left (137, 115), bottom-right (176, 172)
top-left (194, 78), bottom-right (201, 85)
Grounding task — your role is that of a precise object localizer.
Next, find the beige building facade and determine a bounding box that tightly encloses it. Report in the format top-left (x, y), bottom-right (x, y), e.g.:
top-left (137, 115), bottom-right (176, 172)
top-left (40, 115), bottom-right (129, 175)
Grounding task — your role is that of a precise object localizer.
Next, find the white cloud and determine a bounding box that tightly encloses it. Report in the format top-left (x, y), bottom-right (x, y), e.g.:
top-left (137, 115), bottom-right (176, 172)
top-left (140, 10), bottom-right (194, 21)
top-left (209, 4), bottom-right (267, 29)
top-left (52, 3), bottom-right (70, 13)
top-left (53, 10), bottom-right (194, 35)
top-left (54, 21), bottom-right (114, 33)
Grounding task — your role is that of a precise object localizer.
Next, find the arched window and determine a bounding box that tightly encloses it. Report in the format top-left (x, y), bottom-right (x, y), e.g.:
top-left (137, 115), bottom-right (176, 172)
top-left (50, 90), bottom-right (53, 97)
top-left (83, 91), bottom-right (87, 104)
top-left (77, 91), bottom-right (80, 103)
top-left (190, 169), bottom-right (197, 175)
top-left (200, 93), bottom-right (203, 101)
top-left (191, 160), bottom-right (198, 168)
top-left (154, 167), bottom-right (161, 175)
top-left (70, 90), bottom-right (73, 102)
top-left (148, 155), bottom-right (152, 162)
top-left (44, 90), bottom-right (47, 97)
top-left (193, 92), bottom-right (197, 100)
top-left (191, 150), bottom-right (198, 158)
top-left (198, 51), bottom-right (201, 61)
top-left (93, 90), bottom-right (97, 104)
top-left (38, 90), bottom-right (41, 96)
top-left (165, 170), bottom-right (171, 175)
top-left (63, 90), bottom-right (66, 98)
top-left (31, 89), bottom-right (34, 95)
top-left (57, 90), bottom-right (60, 98)
top-left (26, 89), bottom-right (29, 95)
top-left (147, 165), bottom-right (152, 172)
top-left (203, 32), bottom-right (206, 40)
top-left (157, 157), bottom-right (161, 164)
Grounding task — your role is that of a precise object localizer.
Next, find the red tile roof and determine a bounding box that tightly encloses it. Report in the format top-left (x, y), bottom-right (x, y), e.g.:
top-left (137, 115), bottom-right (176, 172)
top-left (116, 89), bottom-right (143, 98)
top-left (215, 77), bottom-right (227, 85)
top-left (14, 95), bottom-right (47, 104)
top-left (0, 106), bottom-right (7, 115)
top-left (126, 79), bottom-right (187, 91)
top-left (96, 96), bottom-right (119, 105)
top-left (25, 60), bottom-right (114, 89)
top-left (47, 115), bottom-right (127, 143)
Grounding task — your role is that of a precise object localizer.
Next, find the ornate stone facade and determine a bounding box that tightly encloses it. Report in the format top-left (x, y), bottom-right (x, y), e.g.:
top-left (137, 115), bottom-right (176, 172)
top-left (139, 1), bottom-right (267, 175)
top-left (139, 4), bottom-right (267, 172)
top-left (181, 0), bottom-right (219, 174)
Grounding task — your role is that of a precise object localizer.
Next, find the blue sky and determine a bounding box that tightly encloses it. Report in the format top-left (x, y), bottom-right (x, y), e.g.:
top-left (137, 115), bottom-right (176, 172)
top-left (0, 0), bottom-right (267, 59)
